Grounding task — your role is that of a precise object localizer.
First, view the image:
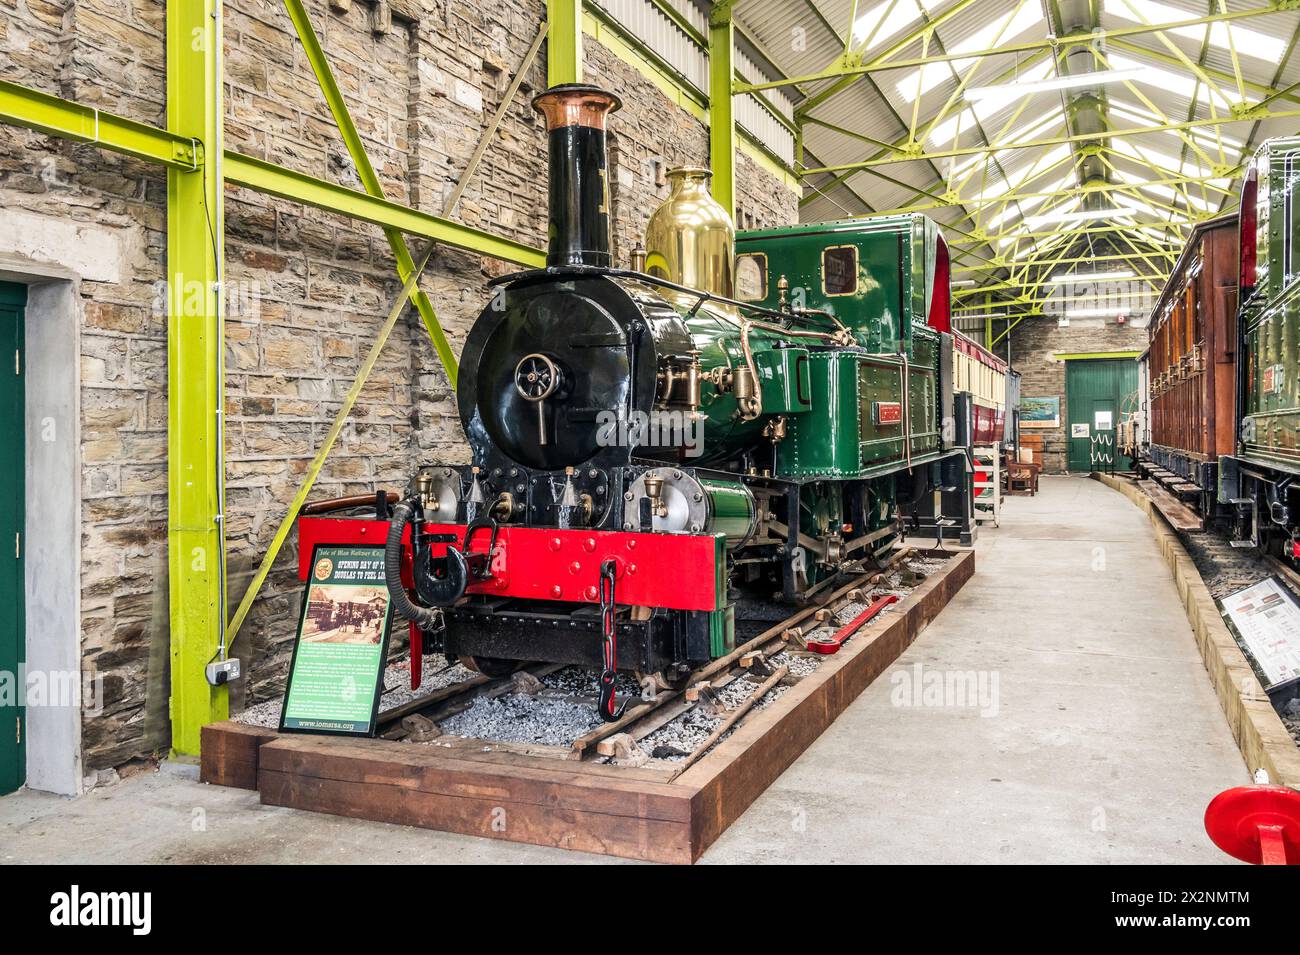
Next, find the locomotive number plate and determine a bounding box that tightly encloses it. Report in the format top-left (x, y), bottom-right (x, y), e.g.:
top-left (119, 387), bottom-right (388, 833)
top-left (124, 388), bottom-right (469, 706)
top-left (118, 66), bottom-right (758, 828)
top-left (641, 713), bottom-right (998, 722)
top-left (873, 401), bottom-right (903, 425)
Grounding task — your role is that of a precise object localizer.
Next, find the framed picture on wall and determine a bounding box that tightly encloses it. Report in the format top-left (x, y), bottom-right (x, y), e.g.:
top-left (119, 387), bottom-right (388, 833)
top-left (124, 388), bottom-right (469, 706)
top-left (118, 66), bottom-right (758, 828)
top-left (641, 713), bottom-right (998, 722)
top-left (1020, 396), bottom-right (1060, 429)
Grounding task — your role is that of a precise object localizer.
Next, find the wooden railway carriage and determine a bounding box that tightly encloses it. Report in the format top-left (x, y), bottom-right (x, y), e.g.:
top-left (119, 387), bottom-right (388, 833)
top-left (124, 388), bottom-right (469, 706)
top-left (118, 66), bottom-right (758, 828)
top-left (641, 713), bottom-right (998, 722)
top-left (1135, 135), bottom-right (1300, 557)
top-left (1141, 213), bottom-right (1239, 510)
top-left (951, 331), bottom-right (1009, 447)
top-left (1219, 135), bottom-right (1300, 553)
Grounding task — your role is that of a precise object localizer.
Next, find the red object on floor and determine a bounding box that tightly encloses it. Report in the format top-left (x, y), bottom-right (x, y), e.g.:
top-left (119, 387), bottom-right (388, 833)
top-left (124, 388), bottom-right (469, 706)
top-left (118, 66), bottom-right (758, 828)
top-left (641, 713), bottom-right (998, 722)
top-left (1204, 786), bottom-right (1300, 864)
top-left (295, 516), bottom-right (723, 612)
top-left (806, 595), bottom-right (899, 654)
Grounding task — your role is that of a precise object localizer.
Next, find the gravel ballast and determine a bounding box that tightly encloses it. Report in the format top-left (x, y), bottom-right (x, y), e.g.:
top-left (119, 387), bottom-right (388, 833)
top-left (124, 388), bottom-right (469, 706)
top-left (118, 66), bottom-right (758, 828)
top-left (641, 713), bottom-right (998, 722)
top-left (233, 552), bottom-right (951, 759)
top-left (232, 657), bottom-right (475, 728)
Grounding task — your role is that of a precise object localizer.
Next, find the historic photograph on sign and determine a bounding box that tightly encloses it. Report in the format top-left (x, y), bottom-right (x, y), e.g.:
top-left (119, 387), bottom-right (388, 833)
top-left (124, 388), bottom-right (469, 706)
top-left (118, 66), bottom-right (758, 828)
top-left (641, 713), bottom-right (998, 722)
top-left (1020, 395), bottom-right (1060, 429)
top-left (302, 584), bottom-right (388, 645)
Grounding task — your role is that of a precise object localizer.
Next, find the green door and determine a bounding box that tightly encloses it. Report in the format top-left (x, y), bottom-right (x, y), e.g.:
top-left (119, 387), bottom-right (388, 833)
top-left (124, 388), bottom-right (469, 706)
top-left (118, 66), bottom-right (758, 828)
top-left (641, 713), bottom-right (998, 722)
top-left (0, 282), bottom-right (24, 794)
top-left (1065, 358), bottom-right (1138, 472)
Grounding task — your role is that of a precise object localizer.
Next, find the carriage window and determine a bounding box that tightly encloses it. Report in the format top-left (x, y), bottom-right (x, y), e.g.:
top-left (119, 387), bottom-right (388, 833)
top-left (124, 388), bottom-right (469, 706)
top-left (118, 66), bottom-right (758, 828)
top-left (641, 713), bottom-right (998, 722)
top-left (822, 245), bottom-right (858, 296)
top-left (735, 253), bottom-right (767, 302)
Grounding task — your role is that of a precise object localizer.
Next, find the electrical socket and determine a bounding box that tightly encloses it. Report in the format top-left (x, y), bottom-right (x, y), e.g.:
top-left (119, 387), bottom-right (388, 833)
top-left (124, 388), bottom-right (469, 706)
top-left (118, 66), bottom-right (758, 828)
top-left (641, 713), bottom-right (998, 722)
top-left (205, 658), bottom-right (242, 686)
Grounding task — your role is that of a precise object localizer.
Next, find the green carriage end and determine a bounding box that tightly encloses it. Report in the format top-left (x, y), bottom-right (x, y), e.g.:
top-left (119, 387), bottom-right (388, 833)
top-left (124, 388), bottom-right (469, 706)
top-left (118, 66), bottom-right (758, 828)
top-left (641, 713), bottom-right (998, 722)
top-left (1239, 137), bottom-right (1300, 473)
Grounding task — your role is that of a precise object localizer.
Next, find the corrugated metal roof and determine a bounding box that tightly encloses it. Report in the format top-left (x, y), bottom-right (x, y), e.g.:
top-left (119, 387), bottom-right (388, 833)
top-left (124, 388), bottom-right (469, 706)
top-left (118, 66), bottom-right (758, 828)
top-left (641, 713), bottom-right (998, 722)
top-left (605, 0), bottom-right (1300, 297)
top-left (725, 0), bottom-right (1300, 294)
top-left (593, 0), bottom-right (797, 164)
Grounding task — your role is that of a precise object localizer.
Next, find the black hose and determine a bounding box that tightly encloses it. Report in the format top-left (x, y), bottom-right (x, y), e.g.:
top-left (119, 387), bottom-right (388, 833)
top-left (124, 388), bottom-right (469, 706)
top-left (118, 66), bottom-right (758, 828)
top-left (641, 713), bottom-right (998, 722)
top-left (385, 500), bottom-right (442, 629)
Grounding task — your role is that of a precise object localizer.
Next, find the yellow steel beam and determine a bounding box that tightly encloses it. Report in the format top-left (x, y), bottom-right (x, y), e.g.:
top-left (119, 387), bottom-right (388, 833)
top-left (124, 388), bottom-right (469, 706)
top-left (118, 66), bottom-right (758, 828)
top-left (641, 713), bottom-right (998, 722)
top-left (549, 0), bottom-right (583, 85)
top-left (166, 0), bottom-right (226, 756)
top-left (858, 171), bottom-right (1237, 221)
top-left (797, 47), bottom-right (1053, 209)
top-left (1090, 45), bottom-right (1215, 173)
top-left (916, 0), bottom-right (1033, 153)
top-left (709, 1), bottom-right (737, 216)
top-left (0, 79), bottom-right (198, 168)
top-left (800, 109), bottom-right (1300, 176)
top-left (224, 153), bottom-right (544, 266)
top-left (1108, 36), bottom-right (1300, 105)
top-left (794, 0), bottom-right (1036, 236)
top-left (283, 0), bottom-right (459, 385)
top-left (954, 251), bottom-right (1178, 279)
top-left (0, 78), bottom-right (550, 269)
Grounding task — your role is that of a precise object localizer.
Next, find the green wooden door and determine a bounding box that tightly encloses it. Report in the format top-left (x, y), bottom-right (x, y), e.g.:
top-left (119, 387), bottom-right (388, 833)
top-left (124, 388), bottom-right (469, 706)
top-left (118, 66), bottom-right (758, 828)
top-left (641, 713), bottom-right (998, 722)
top-left (0, 282), bottom-right (24, 794)
top-left (1065, 358), bottom-right (1138, 473)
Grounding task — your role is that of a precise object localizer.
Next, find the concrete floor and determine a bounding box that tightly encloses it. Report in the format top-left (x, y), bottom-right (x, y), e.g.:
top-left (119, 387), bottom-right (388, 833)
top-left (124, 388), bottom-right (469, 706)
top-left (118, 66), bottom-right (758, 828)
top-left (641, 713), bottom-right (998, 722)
top-left (1, 475), bottom-right (1248, 864)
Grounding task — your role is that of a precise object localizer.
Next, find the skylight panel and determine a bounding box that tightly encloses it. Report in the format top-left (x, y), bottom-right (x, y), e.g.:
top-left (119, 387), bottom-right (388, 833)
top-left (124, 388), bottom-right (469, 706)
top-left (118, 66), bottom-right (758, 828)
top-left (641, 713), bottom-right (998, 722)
top-left (1102, 100), bottom-right (1242, 147)
top-left (969, 142), bottom-right (1072, 195)
top-left (1106, 0), bottom-right (1287, 65)
top-left (1109, 100), bottom-right (1244, 152)
top-left (983, 171), bottom-right (1078, 231)
top-left (1115, 169), bottom-right (1219, 214)
top-left (1111, 137), bottom-right (1190, 177)
top-left (927, 96), bottom-right (1051, 149)
top-left (946, 107), bottom-right (1065, 178)
top-left (927, 109), bottom-right (978, 149)
top-left (984, 193), bottom-right (1048, 232)
top-left (894, 3), bottom-right (1045, 100)
top-left (851, 0), bottom-right (943, 53)
top-left (1106, 53), bottom-right (1235, 109)
top-left (982, 164), bottom-right (1076, 231)
top-left (1002, 144), bottom-right (1073, 185)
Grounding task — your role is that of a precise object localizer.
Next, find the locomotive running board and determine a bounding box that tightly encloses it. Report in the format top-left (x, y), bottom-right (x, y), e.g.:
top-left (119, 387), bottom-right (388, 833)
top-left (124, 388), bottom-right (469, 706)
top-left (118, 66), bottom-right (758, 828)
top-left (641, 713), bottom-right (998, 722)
top-left (200, 550), bottom-right (973, 864)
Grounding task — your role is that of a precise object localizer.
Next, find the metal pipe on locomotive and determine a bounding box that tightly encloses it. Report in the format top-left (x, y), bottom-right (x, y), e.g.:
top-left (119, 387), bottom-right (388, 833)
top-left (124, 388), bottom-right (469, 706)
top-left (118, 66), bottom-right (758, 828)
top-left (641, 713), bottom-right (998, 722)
top-left (296, 83), bottom-right (1002, 719)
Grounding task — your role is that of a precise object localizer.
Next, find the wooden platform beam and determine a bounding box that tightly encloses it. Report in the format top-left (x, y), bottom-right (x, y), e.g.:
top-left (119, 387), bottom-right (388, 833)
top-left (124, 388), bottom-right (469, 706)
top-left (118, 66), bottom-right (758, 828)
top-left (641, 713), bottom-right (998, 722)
top-left (201, 550), bottom-right (974, 862)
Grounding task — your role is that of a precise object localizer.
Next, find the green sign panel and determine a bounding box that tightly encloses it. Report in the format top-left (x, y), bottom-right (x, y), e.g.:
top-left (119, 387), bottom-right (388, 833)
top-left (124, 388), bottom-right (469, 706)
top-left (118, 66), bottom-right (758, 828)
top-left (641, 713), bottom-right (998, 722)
top-left (280, 545), bottom-right (393, 736)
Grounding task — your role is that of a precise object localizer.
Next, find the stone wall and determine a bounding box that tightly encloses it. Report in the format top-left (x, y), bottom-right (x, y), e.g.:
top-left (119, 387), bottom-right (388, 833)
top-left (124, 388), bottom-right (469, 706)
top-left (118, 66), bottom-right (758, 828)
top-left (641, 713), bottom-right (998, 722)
top-left (1010, 316), bottom-right (1148, 473)
top-left (0, 0), bottom-right (798, 771)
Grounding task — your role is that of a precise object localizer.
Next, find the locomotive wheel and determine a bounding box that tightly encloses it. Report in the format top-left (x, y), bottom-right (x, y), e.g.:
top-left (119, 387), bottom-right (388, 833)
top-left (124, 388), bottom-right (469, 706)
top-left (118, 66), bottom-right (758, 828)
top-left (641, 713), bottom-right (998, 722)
top-left (459, 655), bottom-right (522, 678)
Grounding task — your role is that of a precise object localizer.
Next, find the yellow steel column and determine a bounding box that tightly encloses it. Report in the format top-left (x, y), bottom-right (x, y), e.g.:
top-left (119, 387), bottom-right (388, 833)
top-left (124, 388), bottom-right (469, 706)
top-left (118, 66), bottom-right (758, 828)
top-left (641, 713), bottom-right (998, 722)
top-left (167, 0), bottom-right (227, 754)
top-left (709, 1), bottom-right (736, 218)
top-left (548, 0), bottom-right (582, 86)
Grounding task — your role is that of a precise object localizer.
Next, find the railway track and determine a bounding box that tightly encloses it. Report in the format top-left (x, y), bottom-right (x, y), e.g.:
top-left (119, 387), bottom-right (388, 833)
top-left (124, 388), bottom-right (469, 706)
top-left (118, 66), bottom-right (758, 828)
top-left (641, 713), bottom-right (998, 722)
top-left (1181, 531), bottom-right (1281, 602)
top-left (1121, 474), bottom-right (1300, 753)
top-left (372, 549), bottom-right (925, 767)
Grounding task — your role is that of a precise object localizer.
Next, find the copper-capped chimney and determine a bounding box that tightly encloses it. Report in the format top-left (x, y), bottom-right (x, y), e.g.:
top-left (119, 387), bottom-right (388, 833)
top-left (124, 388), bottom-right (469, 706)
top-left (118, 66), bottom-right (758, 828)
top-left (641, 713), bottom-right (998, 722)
top-left (532, 84), bottom-right (622, 268)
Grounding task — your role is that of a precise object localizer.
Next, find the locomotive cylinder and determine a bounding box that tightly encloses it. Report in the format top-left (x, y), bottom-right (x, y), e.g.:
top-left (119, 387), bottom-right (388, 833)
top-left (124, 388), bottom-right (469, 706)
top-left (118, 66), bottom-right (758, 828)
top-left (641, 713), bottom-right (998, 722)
top-left (531, 84), bottom-right (622, 268)
top-left (624, 468), bottom-right (757, 543)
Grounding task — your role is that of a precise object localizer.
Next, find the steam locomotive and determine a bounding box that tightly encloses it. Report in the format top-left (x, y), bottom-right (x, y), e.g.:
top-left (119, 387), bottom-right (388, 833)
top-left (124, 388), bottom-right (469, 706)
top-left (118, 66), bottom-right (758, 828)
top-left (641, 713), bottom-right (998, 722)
top-left (296, 84), bottom-right (1007, 719)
